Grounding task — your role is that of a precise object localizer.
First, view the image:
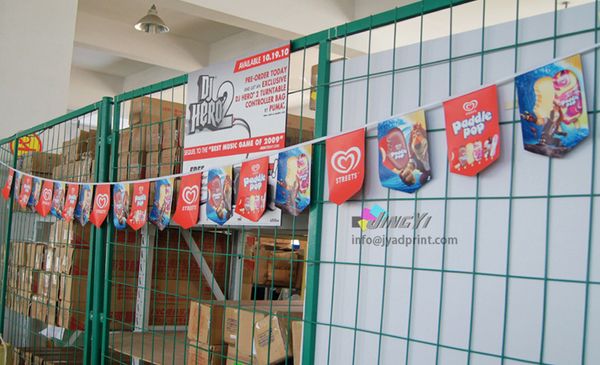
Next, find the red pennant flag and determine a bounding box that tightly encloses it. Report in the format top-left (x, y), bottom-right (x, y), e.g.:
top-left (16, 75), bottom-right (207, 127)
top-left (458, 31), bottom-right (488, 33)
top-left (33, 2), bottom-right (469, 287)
top-left (13, 172), bottom-right (22, 201)
top-left (443, 85), bottom-right (501, 176)
top-left (18, 175), bottom-right (33, 209)
top-left (62, 184), bottom-right (80, 223)
top-left (172, 173), bottom-right (202, 229)
top-left (326, 129), bottom-right (365, 205)
top-left (2, 169), bottom-right (14, 200)
top-left (235, 157), bottom-right (269, 222)
top-left (90, 184), bottom-right (110, 228)
top-left (36, 180), bottom-right (54, 217)
top-left (127, 181), bottom-right (150, 231)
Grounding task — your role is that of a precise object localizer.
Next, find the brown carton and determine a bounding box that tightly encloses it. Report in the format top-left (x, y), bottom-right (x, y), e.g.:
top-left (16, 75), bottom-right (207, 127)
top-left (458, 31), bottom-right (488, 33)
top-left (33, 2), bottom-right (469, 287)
top-left (291, 321), bottom-right (303, 365)
top-left (146, 119), bottom-right (181, 151)
top-left (117, 151), bottom-right (146, 179)
top-left (145, 148), bottom-right (180, 178)
top-left (118, 127), bottom-right (147, 152)
top-left (187, 343), bottom-right (225, 365)
top-left (226, 346), bottom-right (253, 365)
top-left (18, 152), bottom-right (61, 177)
top-left (130, 97), bottom-right (185, 125)
top-left (188, 301), bottom-right (225, 345)
top-left (62, 129), bottom-right (97, 162)
top-left (254, 311), bottom-right (303, 365)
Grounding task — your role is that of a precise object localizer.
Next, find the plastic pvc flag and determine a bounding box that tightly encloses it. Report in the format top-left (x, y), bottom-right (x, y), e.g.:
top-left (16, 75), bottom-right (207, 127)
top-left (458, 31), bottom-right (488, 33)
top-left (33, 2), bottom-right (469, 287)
top-left (172, 173), bottom-right (202, 229)
top-left (89, 184), bottom-right (110, 228)
top-left (235, 157), bottom-right (269, 222)
top-left (206, 167), bottom-right (233, 226)
top-left (275, 146), bottom-right (312, 216)
top-left (13, 172), bottom-right (22, 201)
top-left (18, 175), bottom-right (33, 209)
top-left (443, 85), bottom-right (500, 176)
top-left (27, 177), bottom-right (42, 211)
top-left (113, 183), bottom-right (130, 230)
top-left (2, 169), bottom-right (14, 200)
top-left (36, 180), bottom-right (54, 217)
top-left (127, 181), bottom-right (150, 231)
top-left (62, 184), bottom-right (80, 223)
top-left (378, 110), bottom-right (432, 193)
top-left (74, 184), bottom-right (93, 226)
top-left (149, 178), bottom-right (174, 230)
top-left (326, 128), bottom-right (365, 204)
top-left (51, 182), bottom-right (65, 219)
top-left (516, 54), bottom-right (589, 157)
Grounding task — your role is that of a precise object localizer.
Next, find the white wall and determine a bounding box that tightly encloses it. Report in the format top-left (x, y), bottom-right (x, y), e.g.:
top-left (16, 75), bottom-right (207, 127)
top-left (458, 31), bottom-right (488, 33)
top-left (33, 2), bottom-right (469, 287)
top-left (0, 0), bottom-right (78, 136)
top-left (315, 3), bottom-right (600, 365)
top-left (208, 30), bottom-right (283, 65)
top-left (68, 67), bottom-right (123, 110)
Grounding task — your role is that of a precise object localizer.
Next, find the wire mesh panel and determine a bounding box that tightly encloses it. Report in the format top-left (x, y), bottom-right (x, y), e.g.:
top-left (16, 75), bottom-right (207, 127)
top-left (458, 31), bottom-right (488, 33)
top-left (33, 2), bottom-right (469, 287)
top-left (313, 1), bottom-right (600, 365)
top-left (0, 105), bottom-right (107, 364)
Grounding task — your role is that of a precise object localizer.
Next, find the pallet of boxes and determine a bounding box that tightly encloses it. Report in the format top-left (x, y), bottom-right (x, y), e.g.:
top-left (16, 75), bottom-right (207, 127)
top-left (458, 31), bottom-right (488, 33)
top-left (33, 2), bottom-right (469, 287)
top-left (118, 96), bottom-right (184, 181)
top-left (187, 299), bottom-right (304, 365)
top-left (52, 129), bottom-right (96, 182)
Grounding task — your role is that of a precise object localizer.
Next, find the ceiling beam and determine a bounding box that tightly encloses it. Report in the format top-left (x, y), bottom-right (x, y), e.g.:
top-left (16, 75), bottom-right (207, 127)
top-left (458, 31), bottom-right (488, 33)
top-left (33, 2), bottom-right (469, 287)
top-left (75, 11), bottom-right (210, 72)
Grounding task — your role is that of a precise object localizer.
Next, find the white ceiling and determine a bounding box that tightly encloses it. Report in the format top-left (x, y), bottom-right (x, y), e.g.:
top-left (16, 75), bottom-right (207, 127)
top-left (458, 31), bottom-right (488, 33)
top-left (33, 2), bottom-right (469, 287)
top-left (71, 46), bottom-right (156, 77)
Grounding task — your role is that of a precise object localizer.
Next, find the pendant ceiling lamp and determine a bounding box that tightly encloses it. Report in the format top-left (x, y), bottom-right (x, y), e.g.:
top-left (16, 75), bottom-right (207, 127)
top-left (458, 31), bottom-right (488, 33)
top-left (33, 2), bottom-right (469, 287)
top-left (134, 4), bottom-right (170, 34)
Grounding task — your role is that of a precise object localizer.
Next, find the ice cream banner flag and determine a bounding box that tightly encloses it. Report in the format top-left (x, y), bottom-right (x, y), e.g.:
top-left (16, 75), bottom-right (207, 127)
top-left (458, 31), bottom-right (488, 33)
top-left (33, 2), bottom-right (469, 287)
top-left (2, 169), bottom-right (14, 200)
top-left (443, 85), bottom-right (500, 175)
top-left (326, 128), bottom-right (365, 204)
top-left (62, 184), bottom-right (80, 223)
top-left (128, 181), bottom-right (150, 231)
top-left (75, 184), bottom-right (93, 226)
top-left (113, 183), bottom-right (130, 230)
top-left (149, 178), bottom-right (174, 231)
top-left (172, 173), bottom-right (202, 229)
top-left (206, 167), bottom-right (233, 226)
top-left (36, 180), bottom-right (54, 217)
top-left (27, 177), bottom-right (42, 211)
top-left (90, 184), bottom-right (110, 228)
top-left (51, 182), bottom-right (65, 220)
top-left (18, 175), bottom-right (33, 209)
top-left (516, 54), bottom-right (589, 157)
top-left (235, 157), bottom-right (269, 222)
top-left (378, 110), bottom-right (432, 193)
top-left (275, 146), bottom-right (312, 216)
top-left (13, 172), bottom-right (22, 201)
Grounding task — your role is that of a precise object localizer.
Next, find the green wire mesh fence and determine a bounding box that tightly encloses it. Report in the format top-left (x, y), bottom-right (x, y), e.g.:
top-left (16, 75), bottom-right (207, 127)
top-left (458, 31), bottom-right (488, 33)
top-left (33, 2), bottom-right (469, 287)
top-left (1, 1), bottom-right (599, 364)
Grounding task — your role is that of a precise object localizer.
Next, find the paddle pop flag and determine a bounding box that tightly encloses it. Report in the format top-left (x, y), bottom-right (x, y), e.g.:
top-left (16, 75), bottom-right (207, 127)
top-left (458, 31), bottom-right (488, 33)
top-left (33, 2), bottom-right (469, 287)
top-left (90, 184), bottom-right (110, 228)
top-left (113, 183), bottom-right (130, 230)
top-left (36, 180), bottom-right (54, 217)
top-left (275, 146), bottom-right (312, 216)
top-left (443, 85), bottom-right (500, 176)
top-left (28, 178), bottom-right (42, 211)
top-left (127, 182), bottom-right (150, 231)
top-left (2, 169), bottom-right (14, 200)
top-left (75, 184), bottom-right (93, 226)
top-left (172, 173), bottom-right (202, 229)
top-left (235, 157), bottom-right (269, 222)
top-left (62, 184), bottom-right (80, 223)
top-left (326, 129), bottom-right (365, 204)
top-left (206, 167), bottom-right (233, 226)
top-left (378, 110), bottom-right (432, 192)
top-left (51, 182), bottom-right (65, 219)
top-left (149, 179), bottom-right (174, 230)
top-left (18, 175), bottom-right (33, 209)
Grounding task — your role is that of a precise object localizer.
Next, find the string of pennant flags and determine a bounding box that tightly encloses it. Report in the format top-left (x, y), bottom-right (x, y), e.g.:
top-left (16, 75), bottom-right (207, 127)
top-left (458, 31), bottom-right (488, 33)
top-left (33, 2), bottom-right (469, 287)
top-left (1, 43), bottom-right (597, 229)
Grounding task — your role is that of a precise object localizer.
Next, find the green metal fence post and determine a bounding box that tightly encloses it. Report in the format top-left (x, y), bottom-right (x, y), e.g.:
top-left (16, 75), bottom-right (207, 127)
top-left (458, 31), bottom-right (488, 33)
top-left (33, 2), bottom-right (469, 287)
top-left (302, 39), bottom-right (331, 365)
top-left (0, 137), bottom-right (19, 335)
top-left (87, 97), bottom-right (113, 365)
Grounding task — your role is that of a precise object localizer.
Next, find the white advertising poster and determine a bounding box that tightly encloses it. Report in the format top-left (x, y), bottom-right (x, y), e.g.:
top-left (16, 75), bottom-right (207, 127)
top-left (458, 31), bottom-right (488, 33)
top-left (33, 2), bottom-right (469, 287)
top-left (183, 43), bottom-right (290, 226)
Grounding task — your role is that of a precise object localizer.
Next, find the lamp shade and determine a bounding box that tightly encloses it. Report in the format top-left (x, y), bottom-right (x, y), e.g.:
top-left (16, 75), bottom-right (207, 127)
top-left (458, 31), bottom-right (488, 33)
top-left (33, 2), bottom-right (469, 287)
top-left (134, 5), bottom-right (169, 34)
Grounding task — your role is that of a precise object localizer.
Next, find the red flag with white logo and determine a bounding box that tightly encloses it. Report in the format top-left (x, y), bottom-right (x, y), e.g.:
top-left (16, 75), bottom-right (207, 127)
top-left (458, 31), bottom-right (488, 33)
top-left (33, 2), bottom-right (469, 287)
top-left (235, 157), bottom-right (269, 222)
top-left (89, 184), bottom-right (111, 228)
top-left (326, 128), bottom-right (365, 205)
top-left (172, 173), bottom-right (202, 229)
top-left (443, 85), bottom-right (501, 176)
top-left (2, 169), bottom-right (14, 200)
top-left (127, 181), bottom-right (150, 231)
top-left (36, 180), bottom-right (54, 217)
top-left (62, 184), bottom-right (80, 223)
top-left (18, 175), bottom-right (33, 209)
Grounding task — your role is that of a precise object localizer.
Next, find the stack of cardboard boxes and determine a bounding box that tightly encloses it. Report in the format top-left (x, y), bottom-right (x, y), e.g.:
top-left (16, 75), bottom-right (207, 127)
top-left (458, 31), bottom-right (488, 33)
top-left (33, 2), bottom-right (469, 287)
top-left (18, 152), bottom-right (61, 180)
top-left (187, 300), bottom-right (303, 365)
top-left (118, 97), bottom-right (185, 180)
top-left (51, 130), bottom-right (96, 181)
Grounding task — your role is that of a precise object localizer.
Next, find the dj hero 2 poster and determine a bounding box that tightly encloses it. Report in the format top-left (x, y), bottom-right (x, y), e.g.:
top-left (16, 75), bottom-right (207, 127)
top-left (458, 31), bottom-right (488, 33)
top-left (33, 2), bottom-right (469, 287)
top-left (183, 43), bottom-right (290, 226)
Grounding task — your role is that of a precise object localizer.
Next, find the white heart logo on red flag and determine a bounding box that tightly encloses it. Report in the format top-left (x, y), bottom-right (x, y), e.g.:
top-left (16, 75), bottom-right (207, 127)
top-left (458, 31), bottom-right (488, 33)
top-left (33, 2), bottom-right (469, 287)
top-left (96, 194), bottom-right (109, 209)
top-left (172, 173), bottom-right (202, 229)
top-left (42, 188), bottom-right (52, 202)
top-left (326, 129), bottom-right (365, 205)
top-left (182, 186), bottom-right (199, 205)
top-left (90, 184), bottom-right (111, 228)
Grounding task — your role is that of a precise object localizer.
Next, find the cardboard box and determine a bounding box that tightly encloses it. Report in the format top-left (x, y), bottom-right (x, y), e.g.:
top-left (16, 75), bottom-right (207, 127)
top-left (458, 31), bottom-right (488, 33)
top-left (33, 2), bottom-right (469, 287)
top-left (187, 301), bottom-right (225, 345)
top-left (117, 151), bottom-right (146, 179)
top-left (187, 343), bottom-right (225, 365)
top-left (40, 273), bottom-right (59, 300)
top-left (225, 346), bottom-right (253, 365)
top-left (146, 119), bottom-right (182, 151)
top-left (26, 243), bottom-right (36, 268)
top-left (254, 311), bottom-right (303, 365)
top-left (291, 321), bottom-right (302, 365)
top-left (62, 129), bottom-right (97, 162)
top-left (145, 148), bottom-right (179, 178)
top-left (130, 97), bottom-right (185, 125)
top-left (119, 127), bottom-right (147, 152)
top-left (34, 244), bottom-right (45, 270)
top-left (18, 152), bottom-right (61, 177)
top-left (30, 295), bottom-right (48, 322)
